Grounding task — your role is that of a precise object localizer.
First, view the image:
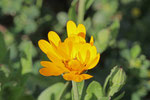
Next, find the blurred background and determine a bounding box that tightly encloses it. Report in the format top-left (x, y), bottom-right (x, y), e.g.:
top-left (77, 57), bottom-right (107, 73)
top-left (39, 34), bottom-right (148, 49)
top-left (0, 0), bottom-right (150, 100)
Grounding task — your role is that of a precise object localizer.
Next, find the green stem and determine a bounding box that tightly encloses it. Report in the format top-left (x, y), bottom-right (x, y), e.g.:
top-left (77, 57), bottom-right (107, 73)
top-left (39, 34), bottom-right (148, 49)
top-left (72, 81), bottom-right (79, 100)
top-left (77, 0), bottom-right (86, 24)
top-left (57, 81), bottom-right (70, 100)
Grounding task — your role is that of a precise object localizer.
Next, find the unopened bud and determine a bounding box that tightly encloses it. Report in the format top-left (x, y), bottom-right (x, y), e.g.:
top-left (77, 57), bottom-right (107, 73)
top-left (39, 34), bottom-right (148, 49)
top-left (112, 67), bottom-right (126, 85)
top-left (108, 67), bottom-right (126, 96)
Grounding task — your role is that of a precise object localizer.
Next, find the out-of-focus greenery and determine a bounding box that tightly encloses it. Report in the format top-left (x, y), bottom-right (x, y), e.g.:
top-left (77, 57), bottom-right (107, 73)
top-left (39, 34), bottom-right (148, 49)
top-left (0, 0), bottom-right (150, 100)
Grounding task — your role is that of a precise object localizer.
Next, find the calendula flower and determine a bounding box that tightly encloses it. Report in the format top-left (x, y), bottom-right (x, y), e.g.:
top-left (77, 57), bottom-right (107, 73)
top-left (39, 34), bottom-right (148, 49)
top-left (38, 20), bottom-right (100, 82)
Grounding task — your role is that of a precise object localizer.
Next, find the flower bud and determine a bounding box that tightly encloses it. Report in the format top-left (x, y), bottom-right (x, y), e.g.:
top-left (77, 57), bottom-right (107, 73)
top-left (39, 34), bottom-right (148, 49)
top-left (108, 67), bottom-right (126, 96)
top-left (112, 67), bottom-right (126, 85)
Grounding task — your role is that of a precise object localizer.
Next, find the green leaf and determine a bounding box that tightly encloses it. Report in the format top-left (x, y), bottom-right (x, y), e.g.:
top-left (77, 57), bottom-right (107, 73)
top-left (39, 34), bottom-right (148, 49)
top-left (19, 40), bottom-right (33, 75)
top-left (14, 13), bottom-right (38, 34)
top-left (0, 0), bottom-right (23, 14)
top-left (118, 40), bottom-right (127, 49)
top-left (120, 49), bottom-right (130, 61)
top-left (85, 0), bottom-right (94, 11)
top-left (84, 18), bottom-right (92, 32)
top-left (98, 29), bottom-right (110, 44)
top-left (103, 66), bottom-right (118, 95)
top-left (114, 91), bottom-right (125, 100)
top-left (1, 85), bottom-right (24, 100)
top-left (0, 32), bottom-right (7, 63)
top-left (130, 44), bottom-right (141, 59)
top-left (131, 93), bottom-right (140, 100)
top-left (22, 6), bottom-right (39, 19)
top-left (85, 95), bottom-right (110, 100)
top-left (57, 12), bottom-right (68, 26)
top-left (38, 82), bottom-right (65, 100)
top-left (85, 81), bottom-right (103, 99)
top-left (99, 97), bottom-right (110, 100)
top-left (95, 41), bottom-right (108, 53)
top-left (109, 19), bottom-right (120, 40)
top-left (57, 82), bottom-right (69, 100)
top-left (64, 92), bottom-right (71, 100)
top-left (33, 60), bottom-right (41, 75)
top-left (84, 94), bottom-right (97, 100)
top-left (0, 70), bottom-right (6, 84)
top-left (95, 29), bottom-right (110, 53)
top-left (19, 95), bottom-right (35, 100)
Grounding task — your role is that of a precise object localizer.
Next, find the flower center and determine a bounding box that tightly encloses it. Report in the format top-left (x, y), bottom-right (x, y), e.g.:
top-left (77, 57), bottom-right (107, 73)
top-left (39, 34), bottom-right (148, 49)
top-left (63, 59), bottom-right (86, 73)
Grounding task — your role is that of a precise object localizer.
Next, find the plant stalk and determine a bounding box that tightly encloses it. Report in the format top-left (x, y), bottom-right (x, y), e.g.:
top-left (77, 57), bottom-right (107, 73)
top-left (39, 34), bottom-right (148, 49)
top-left (72, 81), bottom-right (79, 100)
top-left (77, 0), bottom-right (86, 24)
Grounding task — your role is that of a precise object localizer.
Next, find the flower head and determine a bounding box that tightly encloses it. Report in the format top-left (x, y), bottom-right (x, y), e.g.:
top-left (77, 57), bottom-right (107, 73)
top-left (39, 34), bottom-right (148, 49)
top-left (38, 20), bottom-right (100, 82)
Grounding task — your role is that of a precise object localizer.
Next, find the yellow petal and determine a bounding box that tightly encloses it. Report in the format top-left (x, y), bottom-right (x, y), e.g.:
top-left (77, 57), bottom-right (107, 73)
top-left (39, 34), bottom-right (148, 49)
top-left (68, 60), bottom-right (81, 71)
top-left (78, 52), bottom-right (83, 63)
top-left (48, 31), bottom-right (61, 47)
top-left (67, 20), bottom-right (77, 37)
top-left (77, 43), bottom-right (91, 63)
top-left (72, 75), bottom-right (84, 82)
top-left (47, 49), bottom-right (62, 61)
top-left (57, 42), bottom-right (70, 60)
top-left (38, 40), bottom-right (53, 54)
top-left (63, 73), bottom-right (74, 81)
top-left (39, 68), bottom-right (52, 76)
top-left (63, 73), bottom-right (93, 82)
top-left (77, 24), bottom-right (86, 38)
top-left (39, 61), bottom-right (64, 76)
top-left (47, 52), bottom-right (70, 72)
top-left (87, 53), bottom-right (100, 69)
top-left (90, 36), bottom-right (94, 46)
top-left (89, 46), bottom-right (97, 61)
top-left (78, 74), bottom-right (93, 82)
top-left (64, 36), bottom-right (86, 44)
top-left (84, 50), bottom-right (90, 64)
top-left (63, 38), bottom-right (73, 56)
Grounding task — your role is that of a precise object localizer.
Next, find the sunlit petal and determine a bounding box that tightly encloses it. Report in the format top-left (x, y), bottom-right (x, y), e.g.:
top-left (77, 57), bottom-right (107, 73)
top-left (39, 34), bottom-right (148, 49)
top-left (48, 31), bottom-right (61, 47)
top-left (39, 61), bottom-right (64, 76)
top-left (87, 53), bottom-right (100, 69)
top-left (67, 20), bottom-right (77, 37)
top-left (38, 40), bottom-right (53, 54)
top-left (90, 36), bottom-right (94, 46)
top-left (77, 24), bottom-right (86, 38)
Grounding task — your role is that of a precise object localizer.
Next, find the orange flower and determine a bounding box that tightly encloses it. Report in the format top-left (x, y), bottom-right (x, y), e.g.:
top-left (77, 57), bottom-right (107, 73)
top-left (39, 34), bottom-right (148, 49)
top-left (38, 20), bottom-right (100, 82)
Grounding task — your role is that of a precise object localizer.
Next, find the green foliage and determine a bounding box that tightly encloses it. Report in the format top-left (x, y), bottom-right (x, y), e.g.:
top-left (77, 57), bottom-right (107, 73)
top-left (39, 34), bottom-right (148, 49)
top-left (130, 44), bottom-right (141, 59)
top-left (85, 0), bottom-right (94, 11)
top-left (94, 19), bottom-right (120, 53)
top-left (38, 82), bottom-right (65, 100)
top-left (0, 0), bottom-right (23, 14)
top-left (84, 67), bottom-right (126, 100)
top-left (0, 0), bottom-right (150, 99)
top-left (108, 67), bottom-right (126, 96)
top-left (19, 40), bottom-right (33, 75)
top-left (102, 66), bottom-right (126, 99)
top-left (0, 32), bottom-right (7, 63)
top-left (113, 92), bottom-right (125, 100)
top-left (85, 81), bottom-right (103, 100)
top-left (95, 29), bottom-right (110, 53)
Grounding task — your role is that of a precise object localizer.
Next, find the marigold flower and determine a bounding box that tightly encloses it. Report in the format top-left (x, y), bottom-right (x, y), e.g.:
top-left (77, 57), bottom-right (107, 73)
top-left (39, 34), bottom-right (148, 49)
top-left (38, 20), bottom-right (100, 82)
